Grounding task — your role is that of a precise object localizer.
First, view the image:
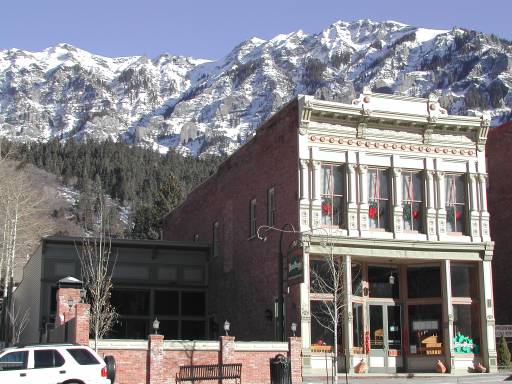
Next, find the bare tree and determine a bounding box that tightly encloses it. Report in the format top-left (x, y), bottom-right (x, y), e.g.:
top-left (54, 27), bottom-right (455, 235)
top-left (6, 297), bottom-right (30, 345)
top-left (0, 160), bottom-right (54, 342)
top-left (77, 194), bottom-right (118, 351)
top-left (309, 230), bottom-right (347, 383)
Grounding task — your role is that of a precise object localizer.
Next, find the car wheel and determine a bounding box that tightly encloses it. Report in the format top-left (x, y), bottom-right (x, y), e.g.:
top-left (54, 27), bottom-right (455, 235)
top-left (104, 355), bottom-right (116, 383)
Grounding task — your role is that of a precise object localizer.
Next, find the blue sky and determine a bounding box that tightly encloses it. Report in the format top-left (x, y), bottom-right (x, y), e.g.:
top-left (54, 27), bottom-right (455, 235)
top-left (1, 0), bottom-right (510, 59)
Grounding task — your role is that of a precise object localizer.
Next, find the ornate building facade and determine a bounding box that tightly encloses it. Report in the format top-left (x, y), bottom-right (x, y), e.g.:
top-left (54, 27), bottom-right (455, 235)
top-left (164, 90), bottom-right (496, 374)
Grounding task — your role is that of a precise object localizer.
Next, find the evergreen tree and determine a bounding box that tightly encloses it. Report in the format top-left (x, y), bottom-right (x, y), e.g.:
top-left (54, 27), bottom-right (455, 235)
top-left (498, 336), bottom-right (511, 368)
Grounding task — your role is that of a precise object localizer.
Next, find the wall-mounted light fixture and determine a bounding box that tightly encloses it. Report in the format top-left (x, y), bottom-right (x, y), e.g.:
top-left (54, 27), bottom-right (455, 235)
top-left (224, 320), bottom-right (230, 336)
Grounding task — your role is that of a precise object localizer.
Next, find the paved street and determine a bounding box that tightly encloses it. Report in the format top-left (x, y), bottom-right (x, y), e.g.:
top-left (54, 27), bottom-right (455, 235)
top-left (304, 373), bottom-right (512, 384)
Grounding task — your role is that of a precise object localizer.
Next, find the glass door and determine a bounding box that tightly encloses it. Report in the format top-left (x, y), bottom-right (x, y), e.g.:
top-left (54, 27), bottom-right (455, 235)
top-left (368, 304), bottom-right (403, 373)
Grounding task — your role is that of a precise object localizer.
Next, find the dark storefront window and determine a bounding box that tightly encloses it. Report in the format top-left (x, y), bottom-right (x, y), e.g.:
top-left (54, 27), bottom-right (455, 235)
top-left (111, 290), bottom-right (150, 316)
top-left (408, 304), bottom-right (443, 355)
top-left (110, 318), bottom-right (148, 339)
top-left (181, 320), bottom-right (206, 340)
top-left (407, 266), bottom-right (441, 298)
top-left (310, 259), bottom-right (333, 293)
top-left (181, 291), bottom-right (205, 316)
top-left (159, 320), bottom-right (179, 340)
top-left (310, 301), bottom-right (334, 348)
top-left (368, 266), bottom-right (399, 298)
top-left (453, 304), bottom-right (480, 354)
top-left (352, 303), bottom-right (364, 351)
top-left (451, 264), bottom-right (477, 298)
top-left (154, 291), bottom-right (179, 316)
top-left (352, 263), bottom-right (363, 296)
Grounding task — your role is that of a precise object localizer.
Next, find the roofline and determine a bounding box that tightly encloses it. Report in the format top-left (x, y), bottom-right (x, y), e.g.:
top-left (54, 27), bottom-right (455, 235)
top-left (299, 94), bottom-right (486, 131)
top-left (42, 236), bottom-right (210, 251)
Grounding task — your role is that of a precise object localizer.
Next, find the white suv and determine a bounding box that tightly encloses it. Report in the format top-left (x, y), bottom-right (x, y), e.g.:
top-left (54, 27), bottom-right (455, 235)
top-left (0, 344), bottom-right (113, 384)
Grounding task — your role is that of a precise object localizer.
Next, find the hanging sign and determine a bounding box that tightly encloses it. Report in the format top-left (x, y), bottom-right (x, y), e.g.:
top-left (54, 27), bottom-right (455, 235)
top-left (287, 240), bottom-right (304, 286)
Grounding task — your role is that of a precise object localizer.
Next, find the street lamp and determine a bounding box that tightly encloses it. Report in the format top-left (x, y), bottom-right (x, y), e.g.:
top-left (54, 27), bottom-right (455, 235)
top-left (291, 322), bottom-right (297, 337)
top-left (256, 223), bottom-right (297, 342)
top-left (153, 318), bottom-right (160, 334)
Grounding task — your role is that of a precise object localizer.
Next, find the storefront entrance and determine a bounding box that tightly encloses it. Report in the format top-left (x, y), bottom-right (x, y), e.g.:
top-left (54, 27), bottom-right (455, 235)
top-left (368, 304), bottom-right (403, 373)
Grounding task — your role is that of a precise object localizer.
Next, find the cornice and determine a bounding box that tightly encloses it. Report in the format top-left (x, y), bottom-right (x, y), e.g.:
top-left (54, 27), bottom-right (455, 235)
top-left (298, 94), bottom-right (487, 143)
top-left (308, 134), bottom-right (477, 157)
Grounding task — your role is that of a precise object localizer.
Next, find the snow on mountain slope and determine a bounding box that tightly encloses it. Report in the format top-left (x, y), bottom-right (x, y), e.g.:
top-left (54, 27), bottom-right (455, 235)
top-left (1, 19), bottom-right (511, 156)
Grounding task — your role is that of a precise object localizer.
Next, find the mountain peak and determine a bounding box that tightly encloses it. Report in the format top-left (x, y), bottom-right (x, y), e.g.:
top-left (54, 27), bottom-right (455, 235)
top-left (0, 20), bottom-right (510, 156)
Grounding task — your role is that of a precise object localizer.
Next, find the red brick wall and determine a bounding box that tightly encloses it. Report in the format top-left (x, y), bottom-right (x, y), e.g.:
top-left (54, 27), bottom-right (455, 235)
top-left (164, 100), bottom-right (301, 340)
top-left (97, 349), bottom-right (148, 384)
top-left (56, 287), bottom-right (82, 326)
top-left (487, 120), bottom-right (512, 324)
top-left (97, 336), bottom-right (303, 384)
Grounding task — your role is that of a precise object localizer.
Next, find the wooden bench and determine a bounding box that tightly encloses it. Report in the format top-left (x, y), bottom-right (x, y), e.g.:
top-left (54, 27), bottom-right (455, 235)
top-left (176, 363), bottom-right (242, 383)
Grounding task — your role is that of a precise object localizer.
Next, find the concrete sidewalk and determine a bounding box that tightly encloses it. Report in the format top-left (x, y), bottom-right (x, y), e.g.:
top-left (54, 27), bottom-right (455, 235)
top-left (304, 372), bottom-right (512, 383)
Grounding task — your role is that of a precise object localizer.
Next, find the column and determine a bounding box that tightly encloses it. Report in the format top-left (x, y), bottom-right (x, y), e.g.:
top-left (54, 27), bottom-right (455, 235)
top-left (479, 174), bottom-right (491, 241)
top-left (436, 171), bottom-right (447, 236)
top-left (358, 165), bottom-right (369, 232)
top-left (299, 159), bottom-right (311, 230)
top-left (426, 171), bottom-right (438, 240)
top-left (469, 174), bottom-right (481, 240)
top-left (288, 337), bottom-right (303, 384)
top-left (441, 260), bottom-right (454, 372)
top-left (342, 255), bottom-right (354, 373)
top-left (70, 303), bottom-right (91, 346)
top-left (311, 160), bottom-right (321, 229)
top-left (392, 168), bottom-right (403, 236)
top-left (299, 159), bottom-right (310, 202)
top-left (300, 248), bottom-right (312, 351)
top-left (148, 334), bottom-right (165, 384)
top-left (347, 164), bottom-right (359, 235)
top-left (479, 258), bottom-right (498, 372)
top-left (220, 335), bottom-right (236, 364)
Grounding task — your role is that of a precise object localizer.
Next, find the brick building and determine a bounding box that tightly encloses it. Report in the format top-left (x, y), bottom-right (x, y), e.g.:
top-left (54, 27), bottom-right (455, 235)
top-left (486, 120), bottom-right (512, 326)
top-left (164, 90), bottom-right (497, 374)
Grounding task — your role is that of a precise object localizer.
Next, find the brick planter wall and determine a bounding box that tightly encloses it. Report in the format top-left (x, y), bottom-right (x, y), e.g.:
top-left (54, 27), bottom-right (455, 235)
top-left (57, 286), bottom-right (303, 384)
top-left (96, 337), bottom-right (302, 384)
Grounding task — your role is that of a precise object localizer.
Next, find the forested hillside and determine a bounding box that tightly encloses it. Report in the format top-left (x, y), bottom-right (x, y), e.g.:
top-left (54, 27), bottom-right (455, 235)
top-left (1, 139), bottom-right (224, 239)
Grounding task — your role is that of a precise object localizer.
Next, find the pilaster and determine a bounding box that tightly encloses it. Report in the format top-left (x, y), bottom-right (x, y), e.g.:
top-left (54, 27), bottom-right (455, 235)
top-left (358, 165), bottom-right (369, 232)
top-left (436, 171), bottom-right (447, 237)
top-left (347, 164), bottom-right (359, 235)
top-left (479, 258), bottom-right (497, 372)
top-left (426, 171), bottom-right (438, 240)
top-left (469, 174), bottom-right (481, 241)
top-left (299, 159), bottom-right (311, 230)
top-left (392, 167), bottom-right (403, 236)
top-left (301, 249), bottom-right (312, 351)
top-left (479, 174), bottom-right (491, 241)
top-left (311, 160), bottom-right (321, 229)
top-left (342, 255), bottom-right (354, 373)
top-left (441, 260), bottom-right (454, 372)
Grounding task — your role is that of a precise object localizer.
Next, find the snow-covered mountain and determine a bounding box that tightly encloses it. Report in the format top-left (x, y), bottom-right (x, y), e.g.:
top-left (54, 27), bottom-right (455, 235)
top-left (1, 20), bottom-right (511, 156)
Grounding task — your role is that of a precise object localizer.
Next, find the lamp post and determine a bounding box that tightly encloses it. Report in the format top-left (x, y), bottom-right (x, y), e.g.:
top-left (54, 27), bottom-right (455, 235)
top-left (153, 318), bottom-right (160, 335)
top-left (257, 223), bottom-right (297, 342)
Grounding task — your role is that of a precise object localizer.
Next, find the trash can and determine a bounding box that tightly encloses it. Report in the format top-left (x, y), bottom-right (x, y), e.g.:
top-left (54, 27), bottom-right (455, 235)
top-left (270, 354), bottom-right (291, 384)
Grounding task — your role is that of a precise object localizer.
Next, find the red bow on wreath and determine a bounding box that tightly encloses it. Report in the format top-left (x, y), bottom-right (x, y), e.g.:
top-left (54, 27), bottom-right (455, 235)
top-left (322, 203), bottom-right (332, 215)
top-left (412, 210), bottom-right (419, 220)
top-left (368, 206), bottom-right (377, 219)
top-left (455, 211), bottom-right (462, 220)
